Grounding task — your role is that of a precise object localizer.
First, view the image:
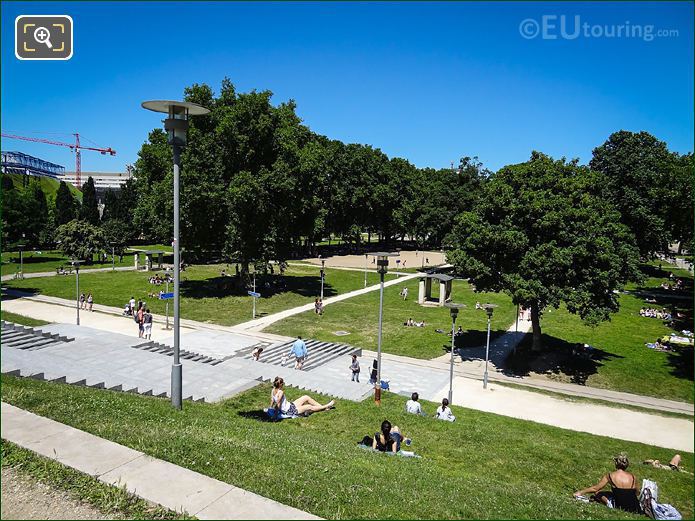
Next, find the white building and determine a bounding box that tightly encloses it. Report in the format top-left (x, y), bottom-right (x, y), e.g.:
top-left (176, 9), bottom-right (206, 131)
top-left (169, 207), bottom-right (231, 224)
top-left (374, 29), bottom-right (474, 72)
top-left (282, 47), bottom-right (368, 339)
top-left (60, 169), bottom-right (134, 195)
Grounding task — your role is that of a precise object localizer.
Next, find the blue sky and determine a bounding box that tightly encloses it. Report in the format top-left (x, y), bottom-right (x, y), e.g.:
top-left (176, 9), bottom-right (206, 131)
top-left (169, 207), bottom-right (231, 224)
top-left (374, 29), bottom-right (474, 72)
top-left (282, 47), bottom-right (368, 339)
top-left (2, 1), bottom-right (693, 173)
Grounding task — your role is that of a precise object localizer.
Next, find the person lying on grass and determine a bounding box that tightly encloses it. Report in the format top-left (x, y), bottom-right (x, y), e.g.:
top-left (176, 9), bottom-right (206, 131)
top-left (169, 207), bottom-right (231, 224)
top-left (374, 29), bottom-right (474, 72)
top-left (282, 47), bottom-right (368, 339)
top-left (643, 454), bottom-right (691, 474)
top-left (270, 376), bottom-right (335, 416)
top-left (573, 452), bottom-right (641, 514)
top-left (371, 420), bottom-right (411, 453)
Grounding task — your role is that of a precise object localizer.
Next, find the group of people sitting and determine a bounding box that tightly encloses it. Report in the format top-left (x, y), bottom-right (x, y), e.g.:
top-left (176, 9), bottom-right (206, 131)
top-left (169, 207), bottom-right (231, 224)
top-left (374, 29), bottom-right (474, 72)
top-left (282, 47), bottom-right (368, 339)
top-left (645, 338), bottom-right (673, 351)
top-left (660, 278), bottom-right (685, 291)
top-left (574, 452), bottom-right (684, 516)
top-left (403, 318), bottom-right (426, 327)
top-left (148, 273), bottom-right (172, 285)
top-left (406, 393), bottom-right (456, 422)
top-left (640, 307), bottom-right (672, 321)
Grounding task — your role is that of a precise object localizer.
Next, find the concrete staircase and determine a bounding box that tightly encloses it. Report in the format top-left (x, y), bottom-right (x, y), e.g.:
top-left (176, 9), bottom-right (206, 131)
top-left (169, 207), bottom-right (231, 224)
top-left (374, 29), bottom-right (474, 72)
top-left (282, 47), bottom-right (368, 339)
top-left (130, 340), bottom-right (225, 365)
top-left (239, 338), bottom-right (361, 371)
top-left (1, 320), bottom-right (74, 351)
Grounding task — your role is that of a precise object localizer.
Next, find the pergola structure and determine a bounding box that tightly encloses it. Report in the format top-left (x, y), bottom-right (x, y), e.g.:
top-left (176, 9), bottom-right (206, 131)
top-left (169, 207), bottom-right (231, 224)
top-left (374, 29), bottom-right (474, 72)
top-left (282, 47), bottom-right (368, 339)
top-left (418, 273), bottom-right (454, 306)
top-left (132, 249), bottom-right (166, 271)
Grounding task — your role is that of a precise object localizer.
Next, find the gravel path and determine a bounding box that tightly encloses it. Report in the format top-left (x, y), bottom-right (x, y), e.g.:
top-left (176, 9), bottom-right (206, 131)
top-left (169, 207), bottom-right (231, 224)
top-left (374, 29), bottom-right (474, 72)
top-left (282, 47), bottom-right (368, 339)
top-left (1, 466), bottom-right (119, 520)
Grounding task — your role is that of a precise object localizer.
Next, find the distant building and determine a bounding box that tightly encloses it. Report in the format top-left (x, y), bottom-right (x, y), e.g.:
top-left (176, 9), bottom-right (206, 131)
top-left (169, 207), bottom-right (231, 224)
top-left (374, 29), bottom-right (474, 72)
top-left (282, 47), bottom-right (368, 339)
top-left (1, 151), bottom-right (65, 178)
top-left (60, 169), bottom-right (134, 198)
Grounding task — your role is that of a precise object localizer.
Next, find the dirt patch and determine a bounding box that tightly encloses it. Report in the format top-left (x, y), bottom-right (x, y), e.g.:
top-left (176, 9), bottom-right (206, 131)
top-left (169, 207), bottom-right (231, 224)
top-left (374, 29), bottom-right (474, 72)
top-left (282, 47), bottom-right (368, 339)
top-left (301, 250), bottom-right (447, 270)
top-left (1, 466), bottom-right (120, 520)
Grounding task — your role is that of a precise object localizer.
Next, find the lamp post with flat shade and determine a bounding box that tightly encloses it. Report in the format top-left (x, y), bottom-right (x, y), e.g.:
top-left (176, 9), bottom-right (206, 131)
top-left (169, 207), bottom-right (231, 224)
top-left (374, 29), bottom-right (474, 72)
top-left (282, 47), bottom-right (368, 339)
top-left (444, 302), bottom-right (466, 404)
top-left (70, 260), bottom-right (84, 325)
top-left (372, 252), bottom-right (399, 404)
top-left (142, 100), bottom-right (210, 410)
top-left (482, 303), bottom-right (498, 389)
top-left (320, 258), bottom-right (326, 302)
top-left (364, 254), bottom-right (368, 288)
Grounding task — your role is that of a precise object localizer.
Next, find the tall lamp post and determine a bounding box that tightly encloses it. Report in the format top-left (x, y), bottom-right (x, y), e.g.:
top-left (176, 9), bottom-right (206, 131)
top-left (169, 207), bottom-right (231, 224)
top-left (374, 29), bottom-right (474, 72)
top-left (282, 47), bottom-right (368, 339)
top-left (110, 242), bottom-right (116, 271)
top-left (482, 303), bottom-right (498, 389)
top-left (320, 258), bottom-right (326, 302)
top-left (142, 99), bottom-right (210, 410)
top-left (364, 254), bottom-right (368, 288)
top-left (372, 252), bottom-right (399, 404)
top-left (444, 302), bottom-right (466, 404)
top-left (70, 260), bottom-right (83, 325)
top-left (19, 233), bottom-right (26, 279)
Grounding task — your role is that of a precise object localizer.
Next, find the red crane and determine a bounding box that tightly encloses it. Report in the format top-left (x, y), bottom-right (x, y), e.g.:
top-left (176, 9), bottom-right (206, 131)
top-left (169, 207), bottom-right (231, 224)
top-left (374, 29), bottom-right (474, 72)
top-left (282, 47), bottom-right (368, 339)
top-left (1, 132), bottom-right (116, 188)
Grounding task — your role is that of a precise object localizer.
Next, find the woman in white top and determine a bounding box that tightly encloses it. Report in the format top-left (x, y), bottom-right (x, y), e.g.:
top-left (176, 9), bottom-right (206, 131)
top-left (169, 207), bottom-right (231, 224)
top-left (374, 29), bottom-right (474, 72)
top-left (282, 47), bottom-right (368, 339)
top-left (270, 377), bottom-right (335, 416)
top-left (435, 398), bottom-right (456, 422)
top-left (405, 392), bottom-right (424, 415)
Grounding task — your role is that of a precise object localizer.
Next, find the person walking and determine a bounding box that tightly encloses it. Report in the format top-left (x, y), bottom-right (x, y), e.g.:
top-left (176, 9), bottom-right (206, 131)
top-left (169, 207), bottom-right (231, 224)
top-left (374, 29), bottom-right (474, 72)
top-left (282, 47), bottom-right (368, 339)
top-left (79, 293), bottom-right (86, 310)
top-left (289, 336), bottom-right (308, 370)
top-left (87, 293), bottom-right (94, 312)
top-left (136, 304), bottom-right (145, 338)
top-left (350, 354), bottom-right (360, 382)
top-left (318, 298), bottom-right (324, 315)
top-left (402, 287), bottom-right (409, 300)
top-left (129, 296), bottom-right (136, 315)
top-left (143, 308), bottom-right (153, 339)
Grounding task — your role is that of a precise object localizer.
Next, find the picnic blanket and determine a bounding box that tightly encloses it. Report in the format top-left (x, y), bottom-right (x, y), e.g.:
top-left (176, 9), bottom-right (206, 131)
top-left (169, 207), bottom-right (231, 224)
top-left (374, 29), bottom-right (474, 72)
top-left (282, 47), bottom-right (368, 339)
top-left (264, 408), bottom-right (301, 421)
top-left (357, 443), bottom-right (421, 458)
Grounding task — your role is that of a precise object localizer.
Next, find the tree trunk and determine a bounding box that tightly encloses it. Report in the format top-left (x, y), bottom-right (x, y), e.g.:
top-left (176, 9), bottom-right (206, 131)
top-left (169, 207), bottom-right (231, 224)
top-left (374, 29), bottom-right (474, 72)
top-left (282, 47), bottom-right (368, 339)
top-left (677, 241), bottom-right (683, 255)
top-left (368, 231), bottom-right (371, 244)
top-left (530, 301), bottom-right (543, 352)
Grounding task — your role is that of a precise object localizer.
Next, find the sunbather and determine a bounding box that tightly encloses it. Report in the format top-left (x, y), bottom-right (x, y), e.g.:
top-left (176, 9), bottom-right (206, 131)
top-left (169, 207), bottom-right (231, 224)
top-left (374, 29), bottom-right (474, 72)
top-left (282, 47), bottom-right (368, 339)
top-left (371, 420), bottom-right (411, 453)
top-left (270, 376), bottom-right (334, 416)
top-left (573, 453), bottom-right (641, 513)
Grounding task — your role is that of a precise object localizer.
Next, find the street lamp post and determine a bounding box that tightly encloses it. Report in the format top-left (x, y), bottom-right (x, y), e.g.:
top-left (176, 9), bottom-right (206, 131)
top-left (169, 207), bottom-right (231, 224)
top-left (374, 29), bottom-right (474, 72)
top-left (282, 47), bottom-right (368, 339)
top-left (320, 258), bottom-right (326, 302)
top-left (71, 260), bottom-right (83, 325)
top-left (372, 252), bottom-right (399, 404)
top-left (364, 254), bottom-right (368, 288)
top-left (142, 100), bottom-right (210, 410)
top-left (444, 302), bottom-right (466, 404)
top-left (482, 304), bottom-right (498, 389)
top-left (19, 233), bottom-right (26, 279)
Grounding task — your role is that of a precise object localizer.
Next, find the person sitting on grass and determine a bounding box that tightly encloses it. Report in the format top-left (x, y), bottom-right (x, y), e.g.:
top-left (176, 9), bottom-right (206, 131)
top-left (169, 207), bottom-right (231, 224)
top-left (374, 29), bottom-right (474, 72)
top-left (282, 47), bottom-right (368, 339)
top-left (371, 420), bottom-right (411, 453)
top-left (406, 392), bottom-right (424, 415)
top-left (435, 398), bottom-right (455, 422)
top-left (270, 376), bottom-right (334, 417)
top-left (573, 452), bottom-right (641, 513)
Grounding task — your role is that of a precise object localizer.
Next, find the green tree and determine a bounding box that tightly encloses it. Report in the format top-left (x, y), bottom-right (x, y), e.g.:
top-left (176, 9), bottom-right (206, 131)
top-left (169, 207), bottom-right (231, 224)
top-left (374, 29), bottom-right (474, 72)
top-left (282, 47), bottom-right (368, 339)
top-left (100, 218), bottom-right (130, 259)
top-left (55, 181), bottom-right (77, 226)
top-left (665, 152), bottom-right (694, 254)
top-left (590, 131), bottom-right (674, 256)
top-left (55, 219), bottom-right (106, 264)
top-left (446, 152), bottom-right (642, 351)
top-left (80, 176), bottom-right (100, 225)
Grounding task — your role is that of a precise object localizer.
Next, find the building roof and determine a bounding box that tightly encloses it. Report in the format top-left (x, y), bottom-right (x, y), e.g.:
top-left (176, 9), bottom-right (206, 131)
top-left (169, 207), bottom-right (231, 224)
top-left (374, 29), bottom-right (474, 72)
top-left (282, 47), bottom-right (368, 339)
top-left (421, 273), bottom-right (455, 282)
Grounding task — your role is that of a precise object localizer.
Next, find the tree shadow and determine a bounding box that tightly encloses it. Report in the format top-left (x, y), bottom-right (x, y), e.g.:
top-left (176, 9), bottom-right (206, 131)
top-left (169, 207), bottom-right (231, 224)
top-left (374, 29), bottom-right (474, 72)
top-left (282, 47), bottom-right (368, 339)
top-left (2, 255), bottom-right (66, 265)
top-left (1, 287), bottom-right (41, 301)
top-left (180, 274), bottom-right (338, 300)
top-left (667, 346), bottom-right (694, 380)
top-left (502, 334), bottom-right (623, 385)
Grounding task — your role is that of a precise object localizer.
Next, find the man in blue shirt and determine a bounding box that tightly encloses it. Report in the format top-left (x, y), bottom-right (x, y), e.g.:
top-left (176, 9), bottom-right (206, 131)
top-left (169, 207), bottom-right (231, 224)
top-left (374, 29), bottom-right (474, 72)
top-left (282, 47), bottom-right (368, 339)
top-left (290, 336), bottom-right (307, 370)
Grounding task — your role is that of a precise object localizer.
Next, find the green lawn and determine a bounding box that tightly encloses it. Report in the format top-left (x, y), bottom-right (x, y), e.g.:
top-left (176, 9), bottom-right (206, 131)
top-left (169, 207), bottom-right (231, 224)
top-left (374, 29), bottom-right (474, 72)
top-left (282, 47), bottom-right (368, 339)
top-left (0, 310), bottom-right (50, 327)
top-left (506, 264), bottom-right (693, 403)
top-left (3, 264), bottom-right (396, 327)
top-left (265, 278), bottom-right (518, 359)
top-left (2, 376), bottom-right (692, 520)
top-left (2, 172), bottom-right (82, 200)
top-left (1, 249), bottom-right (135, 276)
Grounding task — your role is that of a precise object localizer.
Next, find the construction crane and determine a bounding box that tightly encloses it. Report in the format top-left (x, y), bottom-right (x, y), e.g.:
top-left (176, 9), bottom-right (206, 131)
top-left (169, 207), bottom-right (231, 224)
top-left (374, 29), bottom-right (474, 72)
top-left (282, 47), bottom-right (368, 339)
top-left (0, 132), bottom-right (116, 188)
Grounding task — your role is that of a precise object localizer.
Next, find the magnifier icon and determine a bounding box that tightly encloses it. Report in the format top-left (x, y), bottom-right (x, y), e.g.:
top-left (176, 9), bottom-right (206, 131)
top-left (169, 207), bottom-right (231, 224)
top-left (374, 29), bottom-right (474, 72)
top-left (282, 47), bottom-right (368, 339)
top-left (33, 26), bottom-right (53, 49)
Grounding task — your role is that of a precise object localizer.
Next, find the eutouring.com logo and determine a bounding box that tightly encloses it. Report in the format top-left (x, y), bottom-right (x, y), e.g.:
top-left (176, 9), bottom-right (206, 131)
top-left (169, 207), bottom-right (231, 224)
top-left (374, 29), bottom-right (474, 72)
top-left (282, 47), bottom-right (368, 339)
top-left (519, 15), bottom-right (679, 42)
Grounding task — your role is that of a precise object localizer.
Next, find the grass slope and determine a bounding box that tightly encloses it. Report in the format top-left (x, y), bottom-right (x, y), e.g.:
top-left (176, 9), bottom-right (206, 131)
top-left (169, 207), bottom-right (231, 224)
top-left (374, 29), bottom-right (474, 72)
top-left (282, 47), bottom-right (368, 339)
top-left (2, 375), bottom-right (692, 520)
top-left (3, 264), bottom-right (395, 327)
top-left (2, 172), bottom-right (82, 200)
top-left (0, 310), bottom-right (49, 327)
top-left (266, 278), bottom-right (518, 359)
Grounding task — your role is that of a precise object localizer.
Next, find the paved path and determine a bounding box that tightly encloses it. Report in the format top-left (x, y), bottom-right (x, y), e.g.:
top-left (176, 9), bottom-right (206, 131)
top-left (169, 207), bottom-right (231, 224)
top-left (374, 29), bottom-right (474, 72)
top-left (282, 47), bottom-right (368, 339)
top-left (233, 271), bottom-right (421, 332)
top-left (1, 403), bottom-right (319, 520)
top-left (435, 377), bottom-right (694, 452)
top-left (1, 266), bottom-right (135, 282)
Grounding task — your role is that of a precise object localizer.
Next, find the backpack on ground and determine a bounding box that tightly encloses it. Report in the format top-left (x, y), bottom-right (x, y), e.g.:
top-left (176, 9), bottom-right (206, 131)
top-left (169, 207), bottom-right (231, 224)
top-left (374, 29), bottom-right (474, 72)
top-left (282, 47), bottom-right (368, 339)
top-left (640, 479), bottom-right (682, 520)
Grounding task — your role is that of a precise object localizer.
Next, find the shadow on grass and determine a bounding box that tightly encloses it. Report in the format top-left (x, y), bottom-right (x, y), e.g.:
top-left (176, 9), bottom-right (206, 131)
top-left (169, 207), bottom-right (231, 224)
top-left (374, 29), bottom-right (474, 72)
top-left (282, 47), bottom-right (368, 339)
top-left (503, 334), bottom-right (623, 385)
top-left (180, 275), bottom-right (338, 300)
top-left (236, 410), bottom-right (274, 422)
top-left (1, 287), bottom-right (41, 301)
top-left (667, 346), bottom-right (694, 380)
top-left (2, 255), bottom-right (66, 265)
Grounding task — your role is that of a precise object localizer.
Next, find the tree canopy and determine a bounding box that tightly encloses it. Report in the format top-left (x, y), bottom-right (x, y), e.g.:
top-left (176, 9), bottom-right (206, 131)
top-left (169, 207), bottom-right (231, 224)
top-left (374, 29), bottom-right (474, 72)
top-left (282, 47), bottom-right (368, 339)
top-left (446, 152), bottom-right (643, 351)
